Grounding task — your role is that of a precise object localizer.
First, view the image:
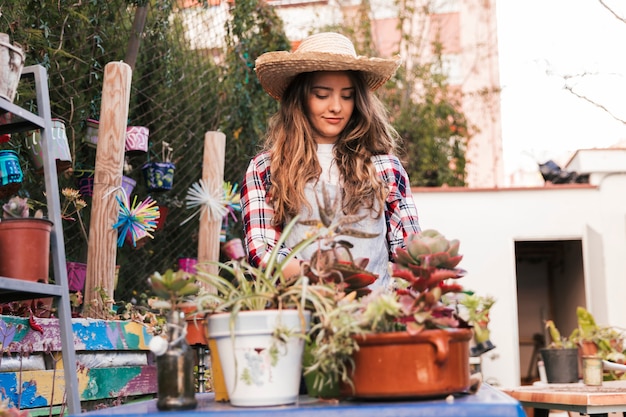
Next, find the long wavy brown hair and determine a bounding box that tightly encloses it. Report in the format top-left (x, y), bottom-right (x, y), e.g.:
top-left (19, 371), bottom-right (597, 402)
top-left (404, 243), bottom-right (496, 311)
top-left (263, 71), bottom-right (400, 227)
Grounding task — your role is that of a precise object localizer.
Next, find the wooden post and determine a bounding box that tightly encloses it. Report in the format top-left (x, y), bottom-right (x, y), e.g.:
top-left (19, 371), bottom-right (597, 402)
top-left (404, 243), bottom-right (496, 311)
top-left (197, 131), bottom-right (226, 281)
top-left (83, 62), bottom-right (132, 317)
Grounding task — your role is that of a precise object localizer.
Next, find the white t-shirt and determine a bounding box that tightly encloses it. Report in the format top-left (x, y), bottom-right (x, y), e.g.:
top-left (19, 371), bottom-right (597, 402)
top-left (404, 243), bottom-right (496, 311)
top-left (284, 144), bottom-right (390, 290)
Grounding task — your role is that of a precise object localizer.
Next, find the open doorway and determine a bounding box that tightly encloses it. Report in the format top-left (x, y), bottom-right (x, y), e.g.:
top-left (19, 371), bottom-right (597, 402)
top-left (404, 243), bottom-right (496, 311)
top-left (515, 239), bottom-right (586, 385)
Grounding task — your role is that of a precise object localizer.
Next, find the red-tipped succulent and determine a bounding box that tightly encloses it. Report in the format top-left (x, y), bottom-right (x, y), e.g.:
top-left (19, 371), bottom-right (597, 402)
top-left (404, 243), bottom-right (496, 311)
top-left (391, 229), bottom-right (468, 334)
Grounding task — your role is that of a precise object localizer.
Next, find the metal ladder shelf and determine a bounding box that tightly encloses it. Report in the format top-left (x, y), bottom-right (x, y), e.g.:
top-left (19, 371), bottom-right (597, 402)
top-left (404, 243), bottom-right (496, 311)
top-left (0, 65), bottom-right (81, 415)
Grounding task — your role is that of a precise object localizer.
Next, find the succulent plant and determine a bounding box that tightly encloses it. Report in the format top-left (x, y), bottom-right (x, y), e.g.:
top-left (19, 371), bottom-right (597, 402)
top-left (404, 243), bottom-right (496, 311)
top-left (299, 183), bottom-right (378, 297)
top-left (2, 196), bottom-right (44, 219)
top-left (148, 269), bottom-right (200, 311)
top-left (388, 229), bottom-right (468, 334)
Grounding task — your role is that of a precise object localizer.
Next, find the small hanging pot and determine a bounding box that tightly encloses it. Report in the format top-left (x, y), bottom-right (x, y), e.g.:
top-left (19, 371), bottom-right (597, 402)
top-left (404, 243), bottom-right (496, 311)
top-left (0, 33), bottom-right (25, 103)
top-left (66, 261), bottom-right (87, 292)
top-left (125, 126), bottom-right (149, 154)
top-left (142, 161), bottom-right (175, 192)
top-left (0, 149), bottom-right (23, 199)
top-left (83, 119), bottom-right (99, 148)
top-left (121, 175), bottom-right (136, 199)
top-left (25, 118), bottom-right (72, 173)
top-left (177, 257), bottom-right (197, 273)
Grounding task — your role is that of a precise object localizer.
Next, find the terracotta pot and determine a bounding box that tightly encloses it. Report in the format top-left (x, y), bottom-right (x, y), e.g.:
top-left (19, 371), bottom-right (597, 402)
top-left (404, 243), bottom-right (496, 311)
top-left (186, 313), bottom-right (208, 346)
top-left (0, 218), bottom-right (53, 282)
top-left (0, 218), bottom-right (54, 316)
top-left (341, 328), bottom-right (473, 399)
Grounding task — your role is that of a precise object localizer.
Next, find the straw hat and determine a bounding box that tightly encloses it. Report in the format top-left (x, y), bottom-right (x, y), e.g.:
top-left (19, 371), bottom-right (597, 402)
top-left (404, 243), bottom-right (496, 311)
top-left (255, 32), bottom-right (401, 100)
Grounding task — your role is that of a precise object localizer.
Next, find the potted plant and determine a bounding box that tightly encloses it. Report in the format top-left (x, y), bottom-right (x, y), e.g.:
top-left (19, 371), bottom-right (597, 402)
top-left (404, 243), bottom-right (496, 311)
top-left (0, 196), bottom-right (51, 283)
top-left (458, 292), bottom-right (497, 356)
top-left (305, 229), bottom-right (494, 400)
top-left (0, 196), bottom-right (54, 317)
top-left (147, 269), bottom-right (200, 411)
top-left (191, 216), bottom-right (337, 407)
top-left (143, 141), bottom-right (175, 192)
top-left (541, 319), bottom-right (580, 383)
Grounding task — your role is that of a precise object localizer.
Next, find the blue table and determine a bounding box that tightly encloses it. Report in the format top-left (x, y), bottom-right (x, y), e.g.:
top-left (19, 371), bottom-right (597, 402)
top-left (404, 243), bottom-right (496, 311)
top-left (73, 384), bottom-right (525, 417)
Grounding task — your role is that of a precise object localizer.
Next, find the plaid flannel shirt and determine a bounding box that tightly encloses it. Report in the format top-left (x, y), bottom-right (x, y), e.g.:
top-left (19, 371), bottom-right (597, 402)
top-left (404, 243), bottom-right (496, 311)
top-left (240, 151), bottom-right (421, 267)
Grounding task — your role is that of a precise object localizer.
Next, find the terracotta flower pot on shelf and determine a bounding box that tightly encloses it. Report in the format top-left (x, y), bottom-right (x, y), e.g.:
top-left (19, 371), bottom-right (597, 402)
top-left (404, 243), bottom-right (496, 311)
top-left (0, 217), bottom-right (54, 316)
top-left (0, 218), bottom-right (53, 282)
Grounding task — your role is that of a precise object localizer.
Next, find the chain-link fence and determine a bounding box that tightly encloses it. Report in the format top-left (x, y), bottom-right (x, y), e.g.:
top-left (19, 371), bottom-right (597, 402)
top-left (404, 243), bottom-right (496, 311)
top-left (2, 0), bottom-right (285, 307)
top-left (2, 0), bottom-right (473, 312)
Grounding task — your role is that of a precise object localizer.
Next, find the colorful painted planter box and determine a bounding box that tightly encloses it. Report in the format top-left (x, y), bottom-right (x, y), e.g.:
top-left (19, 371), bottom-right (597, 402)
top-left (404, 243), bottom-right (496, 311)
top-left (0, 315), bottom-right (157, 410)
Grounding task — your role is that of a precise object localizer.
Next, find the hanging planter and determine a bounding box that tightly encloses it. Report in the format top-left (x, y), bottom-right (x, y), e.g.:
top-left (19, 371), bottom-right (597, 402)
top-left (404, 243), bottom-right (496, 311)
top-left (143, 141), bottom-right (175, 192)
top-left (0, 149), bottom-right (22, 199)
top-left (0, 33), bottom-right (25, 103)
top-left (125, 126), bottom-right (149, 154)
top-left (177, 257), bottom-right (197, 273)
top-left (121, 175), bottom-right (136, 198)
top-left (83, 119), bottom-right (99, 148)
top-left (25, 118), bottom-right (73, 173)
top-left (66, 261), bottom-right (87, 293)
top-left (143, 162), bottom-right (175, 192)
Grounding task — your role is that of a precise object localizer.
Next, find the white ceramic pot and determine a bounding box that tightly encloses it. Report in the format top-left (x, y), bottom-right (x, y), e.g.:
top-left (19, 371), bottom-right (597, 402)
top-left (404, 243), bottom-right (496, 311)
top-left (207, 309), bottom-right (310, 407)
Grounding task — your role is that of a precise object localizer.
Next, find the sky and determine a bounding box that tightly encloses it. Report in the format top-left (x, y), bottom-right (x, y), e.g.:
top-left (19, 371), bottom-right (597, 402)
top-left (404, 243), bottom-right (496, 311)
top-left (495, 0), bottom-right (626, 183)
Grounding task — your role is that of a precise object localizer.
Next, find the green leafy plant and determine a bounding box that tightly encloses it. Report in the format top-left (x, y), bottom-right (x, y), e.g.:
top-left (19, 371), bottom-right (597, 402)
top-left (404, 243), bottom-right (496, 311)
top-left (544, 319), bottom-right (577, 349)
top-left (306, 229), bottom-right (483, 392)
top-left (148, 269), bottom-right (200, 312)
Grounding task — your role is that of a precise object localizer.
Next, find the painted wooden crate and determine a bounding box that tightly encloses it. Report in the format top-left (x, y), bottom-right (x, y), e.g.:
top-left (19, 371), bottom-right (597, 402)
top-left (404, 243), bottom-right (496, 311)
top-left (0, 315), bottom-right (157, 410)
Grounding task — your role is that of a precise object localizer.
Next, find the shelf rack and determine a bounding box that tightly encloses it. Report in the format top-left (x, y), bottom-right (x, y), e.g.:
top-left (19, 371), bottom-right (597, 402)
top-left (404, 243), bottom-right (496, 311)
top-left (0, 65), bottom-right (81, 415)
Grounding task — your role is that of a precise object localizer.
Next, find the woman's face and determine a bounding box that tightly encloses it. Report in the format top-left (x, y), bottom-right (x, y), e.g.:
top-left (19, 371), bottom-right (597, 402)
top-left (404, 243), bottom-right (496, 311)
top-left (306, 71), bottom-right (355, 144)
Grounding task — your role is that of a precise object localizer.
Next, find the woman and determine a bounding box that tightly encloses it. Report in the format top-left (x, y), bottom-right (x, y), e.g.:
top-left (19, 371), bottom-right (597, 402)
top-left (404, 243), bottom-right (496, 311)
top-left (241, 32), bottom-right (420, 289)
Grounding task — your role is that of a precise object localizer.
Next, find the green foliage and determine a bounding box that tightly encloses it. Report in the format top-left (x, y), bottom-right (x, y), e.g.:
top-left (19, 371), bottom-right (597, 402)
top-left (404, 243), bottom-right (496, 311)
top-left (218, 0), bottom-right (290, 184)
top-left (381, 55), bottom-right (469, 187)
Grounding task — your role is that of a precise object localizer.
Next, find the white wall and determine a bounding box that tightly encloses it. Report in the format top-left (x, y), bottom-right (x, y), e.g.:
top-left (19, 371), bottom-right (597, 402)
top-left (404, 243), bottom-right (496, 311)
top-left (412, 173), bottom-right (626, 388)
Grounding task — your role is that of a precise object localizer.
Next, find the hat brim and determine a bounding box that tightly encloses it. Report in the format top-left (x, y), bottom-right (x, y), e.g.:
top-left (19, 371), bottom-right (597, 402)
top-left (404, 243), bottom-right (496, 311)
top-left (255, 51), bottom-right (401, 100)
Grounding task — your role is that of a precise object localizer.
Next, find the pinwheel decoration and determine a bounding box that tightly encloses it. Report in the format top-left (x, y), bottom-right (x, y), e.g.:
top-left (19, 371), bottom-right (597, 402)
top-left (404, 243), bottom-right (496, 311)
top-left (181, 180), bottom-right (241, 238)
top-left (113, 192), bottom-right (160, 247)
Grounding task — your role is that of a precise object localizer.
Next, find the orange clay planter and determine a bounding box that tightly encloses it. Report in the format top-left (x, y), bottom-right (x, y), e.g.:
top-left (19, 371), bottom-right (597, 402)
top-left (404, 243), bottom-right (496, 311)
top-left (341, 328), bottom-right (473, 399)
